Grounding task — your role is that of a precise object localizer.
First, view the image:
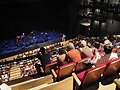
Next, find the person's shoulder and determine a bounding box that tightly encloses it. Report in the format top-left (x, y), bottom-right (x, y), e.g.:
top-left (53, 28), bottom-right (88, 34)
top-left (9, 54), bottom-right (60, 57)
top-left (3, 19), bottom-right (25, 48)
top-left (111, 52), bottom-right (118, 56)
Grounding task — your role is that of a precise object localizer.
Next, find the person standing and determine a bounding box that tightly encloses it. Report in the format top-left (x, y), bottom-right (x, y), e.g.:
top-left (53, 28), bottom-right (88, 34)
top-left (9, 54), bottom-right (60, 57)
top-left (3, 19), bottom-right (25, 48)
top-left (36, 47), bottom-right (51, 70)
top-left (62, 33), bottom-right (66, 42)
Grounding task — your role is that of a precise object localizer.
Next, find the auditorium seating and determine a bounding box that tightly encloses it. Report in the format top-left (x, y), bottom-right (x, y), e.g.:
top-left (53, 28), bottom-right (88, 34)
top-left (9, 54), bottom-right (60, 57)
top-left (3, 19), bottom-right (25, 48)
top-left (40, 62), bottom-right (58, 75)
top-left (71, 57), bottom-right (120, 90)
top-left (72, 64), bottom-right (106, 89)
top-left (0, 35), bottom-right (119, 90)
top-left (19, 58), bottom-right (37, 77)
top-left (52, 62), bottom-right (75, 81)
top-left (75, 57), bottom-right (91, 73)
top-left (0, 73), bottom-right (9, 82)
top-left (0, 64), bottom-right (10, 82)
top-left (103, 58), bottom-right (120, 78)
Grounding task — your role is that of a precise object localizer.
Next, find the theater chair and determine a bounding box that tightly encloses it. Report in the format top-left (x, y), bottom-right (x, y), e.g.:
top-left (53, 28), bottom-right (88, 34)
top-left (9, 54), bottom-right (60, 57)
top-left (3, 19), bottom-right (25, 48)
top-left (40, 62), bottom-right (58, 75)
top-left (103, 58), bottom-right (120, 77)
top-left (51, 62), bottom-right (75, 81)
top-left (114, 78), bottom-right (120, 89)
top-left (75, 57), bottom-right (91, 73)
top-left (28, 76), bottom-right (73, 90)
top-left (72, 64), bottom-right (106, 90)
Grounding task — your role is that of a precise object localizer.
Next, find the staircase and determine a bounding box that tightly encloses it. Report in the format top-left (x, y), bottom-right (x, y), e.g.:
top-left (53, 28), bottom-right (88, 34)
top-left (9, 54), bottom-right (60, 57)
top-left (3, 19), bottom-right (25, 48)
top-left (9, 65), bottom-right (21, 81)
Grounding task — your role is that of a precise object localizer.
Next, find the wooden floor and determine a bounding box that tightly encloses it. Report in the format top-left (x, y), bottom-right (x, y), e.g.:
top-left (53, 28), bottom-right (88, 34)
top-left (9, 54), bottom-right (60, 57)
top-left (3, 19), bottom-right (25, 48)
top-left (83, 73), bottom-right (120, 90)
top-left (0, 72), bottom-right (119, 90)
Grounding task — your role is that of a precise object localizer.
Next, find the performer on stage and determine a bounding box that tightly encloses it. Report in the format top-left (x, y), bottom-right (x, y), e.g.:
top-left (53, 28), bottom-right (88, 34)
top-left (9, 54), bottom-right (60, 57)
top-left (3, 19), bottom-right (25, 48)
top-left (62, 33), bottom-right (66, 42)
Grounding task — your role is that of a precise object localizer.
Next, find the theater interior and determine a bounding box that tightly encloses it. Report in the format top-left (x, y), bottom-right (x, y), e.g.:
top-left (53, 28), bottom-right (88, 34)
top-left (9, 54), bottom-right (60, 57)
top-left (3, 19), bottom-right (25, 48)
top-left (0, 0), bottom-right (120, 90)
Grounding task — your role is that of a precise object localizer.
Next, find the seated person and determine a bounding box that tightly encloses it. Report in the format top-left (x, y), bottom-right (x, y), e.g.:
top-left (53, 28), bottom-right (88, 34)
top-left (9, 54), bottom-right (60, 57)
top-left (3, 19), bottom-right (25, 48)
top-left (89, 42), bottom-right (102, 64)
top-left (109, 48), bottom-right (118, 60)
top-left (79, 40), bottom-right (93, 58)
top-left (104, 37), bottom-right (112, 46)
top-left (95, 44), bottom-right (118, 65)
top-left (66, 42), bottom-right (81, 63)
top-left (117, 46), bottom-right (120, 57)
top-left (85, 42), bottom-right (102, 65)
top-left (57, 48), bottom-right (68, 67)
top-left (36, 47), bottom-right (51, 70)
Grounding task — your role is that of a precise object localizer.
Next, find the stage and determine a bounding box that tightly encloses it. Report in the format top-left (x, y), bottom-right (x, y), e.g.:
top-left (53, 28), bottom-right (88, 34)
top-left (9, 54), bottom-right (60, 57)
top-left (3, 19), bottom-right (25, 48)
top-left (0, 31), bottom-right (62, 59)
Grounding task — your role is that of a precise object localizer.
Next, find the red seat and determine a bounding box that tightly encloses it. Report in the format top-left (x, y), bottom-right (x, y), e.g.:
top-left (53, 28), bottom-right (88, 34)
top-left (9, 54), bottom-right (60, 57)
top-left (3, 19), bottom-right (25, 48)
top-left (75, 64), bottom-right (106, 88)
top-left (44, 62), bottom-right (58, 75)
top-left (54, 62), bottom-right (75, 81)
top-left (75, 57), bottom-right (90, 73)
top-left (103, 58), bottom-right (120, 77)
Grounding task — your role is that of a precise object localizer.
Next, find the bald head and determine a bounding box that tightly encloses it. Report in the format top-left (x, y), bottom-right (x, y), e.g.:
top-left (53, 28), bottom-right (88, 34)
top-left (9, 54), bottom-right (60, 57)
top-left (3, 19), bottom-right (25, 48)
top-left (81, 40), bottom-right (87, 47)
top-left (68, 42), bottom-right (75, 50)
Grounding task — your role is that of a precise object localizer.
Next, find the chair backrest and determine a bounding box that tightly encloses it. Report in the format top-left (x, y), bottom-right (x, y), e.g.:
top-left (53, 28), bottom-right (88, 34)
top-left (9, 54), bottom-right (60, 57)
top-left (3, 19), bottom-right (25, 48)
top-left (28, 76), bottom-right (73, 90)
top-left (44, 62), bottom-right (58, 75)
top-left (82, 64), bottom-right (106, 86)
top-left (103, 58), bottom-right (120, 76)
top-left (57, 62), bottom-right (75, 80)
top-left (75, 58), bottom-right (90, 73)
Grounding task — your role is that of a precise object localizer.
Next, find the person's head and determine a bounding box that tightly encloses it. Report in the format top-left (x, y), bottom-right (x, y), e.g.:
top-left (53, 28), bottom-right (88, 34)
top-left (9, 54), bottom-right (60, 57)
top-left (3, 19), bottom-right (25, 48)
top-left (81, 40), bottom-right (87, 47)
top-left (94, 41), bottom-right (100, 49)
top-left (58, 48), bottom-right (65, 55)
top-left (104, 45), bottom-right (112, 54)
top-left (68, 42), bottom-right (75, 50)
top-left (40, 47), bottom-right (46, 54)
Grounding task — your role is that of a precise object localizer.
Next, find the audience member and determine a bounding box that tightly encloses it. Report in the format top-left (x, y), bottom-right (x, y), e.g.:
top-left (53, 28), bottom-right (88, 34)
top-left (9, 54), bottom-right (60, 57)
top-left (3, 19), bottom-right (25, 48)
top-left (95, 45), bottom-right (118, 65)
top-left (66, 42), bottom-right (81, 63)
top-left (109, 48), bottom-right (118, 60)
top-left (57, 48), bottom-right (68, 67)
top-left (104, 37), bottom-right (112, 46)
top-left (79, 40), bottom-right (93, 58)
top-left (36, 47), bottom-right (51, 70)
top-left (86, 42), bottom-right (102, 65)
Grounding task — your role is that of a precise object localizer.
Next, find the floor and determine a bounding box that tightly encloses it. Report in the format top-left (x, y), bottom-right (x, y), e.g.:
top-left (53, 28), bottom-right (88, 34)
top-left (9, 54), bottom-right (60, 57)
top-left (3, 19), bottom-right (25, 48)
top-left (1, 72), bottom-right (119, 90)
top-left (84, 72), bottom-right (120, 90)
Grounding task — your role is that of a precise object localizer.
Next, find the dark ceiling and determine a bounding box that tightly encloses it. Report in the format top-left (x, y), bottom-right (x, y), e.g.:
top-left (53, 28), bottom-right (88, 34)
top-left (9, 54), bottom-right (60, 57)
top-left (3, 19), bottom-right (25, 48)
top-left (1, 0), bottom-right (70, 4)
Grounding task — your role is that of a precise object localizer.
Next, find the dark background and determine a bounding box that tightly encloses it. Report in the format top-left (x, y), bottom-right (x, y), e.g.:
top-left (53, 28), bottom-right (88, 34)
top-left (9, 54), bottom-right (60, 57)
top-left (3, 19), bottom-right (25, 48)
top-left (0, 0), bottom-right (77, 40)
top-left (0, 0), bottom-right (120, 40)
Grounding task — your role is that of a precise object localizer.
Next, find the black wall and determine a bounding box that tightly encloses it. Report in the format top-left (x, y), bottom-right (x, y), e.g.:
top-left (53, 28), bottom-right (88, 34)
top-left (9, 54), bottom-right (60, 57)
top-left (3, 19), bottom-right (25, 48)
top-left (0, 0), bottom-right (120, 41)
top-left (0, 1), bottom-right (57, 40)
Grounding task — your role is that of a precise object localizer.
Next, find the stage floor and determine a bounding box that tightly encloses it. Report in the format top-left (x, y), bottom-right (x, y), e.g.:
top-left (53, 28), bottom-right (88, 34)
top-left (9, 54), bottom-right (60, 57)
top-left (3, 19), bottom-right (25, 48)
top-left (0, 31), bottom-right (62, 59)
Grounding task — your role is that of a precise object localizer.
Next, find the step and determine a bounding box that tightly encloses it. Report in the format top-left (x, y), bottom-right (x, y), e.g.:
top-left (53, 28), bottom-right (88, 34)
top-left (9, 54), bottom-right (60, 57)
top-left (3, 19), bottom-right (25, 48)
top-left (10, 76), bottom-right (21, 81)
top-left (10, 70), bottom-right (21, 73)
top-left (10, 73), bottom-right (21, 76)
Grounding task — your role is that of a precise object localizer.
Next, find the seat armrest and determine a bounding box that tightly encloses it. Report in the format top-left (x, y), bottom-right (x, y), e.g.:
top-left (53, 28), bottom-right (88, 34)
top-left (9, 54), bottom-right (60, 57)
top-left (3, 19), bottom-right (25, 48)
top-left (40, 66), bottom-right (44, 73)
top-left (51, 69), bottom-right (57, 81)
top-left (72, 73), bottom-right (81, 86)
top-left (114, 79), bottom-right (120, 88)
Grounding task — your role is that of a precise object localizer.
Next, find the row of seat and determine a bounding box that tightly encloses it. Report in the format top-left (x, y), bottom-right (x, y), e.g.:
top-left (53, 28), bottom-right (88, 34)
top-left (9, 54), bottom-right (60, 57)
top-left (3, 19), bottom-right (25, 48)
top-left (0, 57), bottom-right (39, 82)
top-left (43, 57), bottom-right (120, 89)
top-left (72, 57), bottom-right (120, 90)
top-left (44, 57), bottom-right (89, 81)
top-left (20, 57), bottom-right (120, 90)
top-left (39, 57), bottom-right (90, 76)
